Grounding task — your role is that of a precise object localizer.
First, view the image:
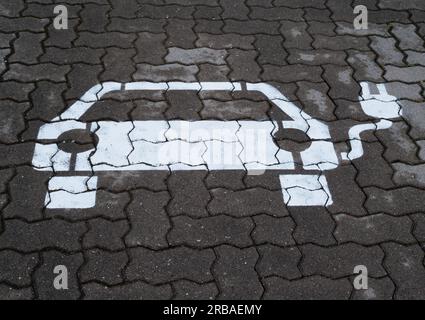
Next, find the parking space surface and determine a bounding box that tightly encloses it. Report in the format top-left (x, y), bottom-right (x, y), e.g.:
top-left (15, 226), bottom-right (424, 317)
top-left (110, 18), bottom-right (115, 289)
top-left (0, 0), bottom-right (425, 300)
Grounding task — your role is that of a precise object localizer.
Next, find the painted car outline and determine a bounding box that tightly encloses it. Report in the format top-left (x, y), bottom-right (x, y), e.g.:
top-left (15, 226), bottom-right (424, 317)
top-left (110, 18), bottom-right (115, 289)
top-left (32, 81), bottom-right (401, 209)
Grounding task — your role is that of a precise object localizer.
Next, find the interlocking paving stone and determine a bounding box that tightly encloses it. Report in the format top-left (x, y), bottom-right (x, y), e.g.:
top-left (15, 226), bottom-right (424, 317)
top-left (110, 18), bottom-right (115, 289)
top-left (0, 251), bottom-right (38, 287)
top-left (257, 245), bottom-right (301, 279)
top-left (213, 245), bottom-right (263, 299)
top-left (365, 187), bottom-right (425, 215)
top-left (351, 277), bottom-right (395, 300)
top-left (34, 251), bottom-right (84, 300)
top-left (83, 219), bottom-right (129, 251)
top-left (126, 189), bottom-right (170, 249)
top-left (168, 215), bottom-right (254, 248)
top-left (173, 280), bottom-right (218, 300)
top-left (290, 207), bottom-right (336, 245)
top-left (2, 0), bottom-right (425, 300)
top-left (83, 282), bottom-right (172, 300)
top-left (334, 214), bottom-right (415, 245)
top-left (263, 276), bottom-right (352, 300)
top-left (252, 215), bottom-right (295, 246)
top-left (0, 219), bottom-right (86, 252)
top-left (126, 247), bottom-right (215, 284)
top-left (301, 243), bottom-right (386, 278)
top-left (80, 249), bottom-right (128, 286)
top-left (382, 243), bottom-right (425, 300)
top-left (0, 285), bottom-right (33, 300)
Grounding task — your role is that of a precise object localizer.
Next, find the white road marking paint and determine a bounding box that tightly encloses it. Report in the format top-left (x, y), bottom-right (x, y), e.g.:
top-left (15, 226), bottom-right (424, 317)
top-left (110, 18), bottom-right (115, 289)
top-left (46, 176), bottom-right (98, 209)
top-left (280, 174), bottom-right (332, 207)
top-left (34, 81), bottom-right (401, 209)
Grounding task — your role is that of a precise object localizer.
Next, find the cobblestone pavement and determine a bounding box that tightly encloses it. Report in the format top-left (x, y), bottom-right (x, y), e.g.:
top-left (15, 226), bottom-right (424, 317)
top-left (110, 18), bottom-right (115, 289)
top-left (1, 0), bottom-right (425, 300)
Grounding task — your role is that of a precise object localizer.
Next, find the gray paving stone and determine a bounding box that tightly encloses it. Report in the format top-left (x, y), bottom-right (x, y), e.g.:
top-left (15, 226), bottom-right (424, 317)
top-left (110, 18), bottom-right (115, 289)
top-left (0, 0), bottom-right (25, 17)
top-left (75, 32), bottom-right (136, 48)
top-left (326, 164), bottom-right (368, 216)
top-left (400, 101), bottom-right (425, 139)
top-left (2, 166), bottom-right (50, 221)
top-left (79, 4), bottom-right (109, 32)
top-left (280, 21), bottom-right (312, 49)
top-left (0, 16), bottom-right (48, 32)
top-left (196, 33), bottom-right (255, 50)
top-left (383, 82), bottom-right (423, 101)
top-left (23, 3), bottom-right (81, 18)
top-left (262, 64), bottom-right (322, 83)
top-left (419, 141), bottom-right (425, 160)
top-left (257, 245), bottom-right (301, 279)
top-left (0, 33), bottom-right (14, 48)
top-left (370, 36), bottom-right (403, 66)
top-left (296, 81), bottom-right (336, 121)
top-left (165, 19), bottom-right (196, 48)
top-left (0, 285), bottom-right (33, 300)
top-left (353, 142), bottom-right (395, 189)
top-left (168, 215), bottom-right (253, 248)
top-left (4, 63), bottom-right (70, 82)
top-left (134, 32), bottom-right (167, 64)
top-left (0, 48), bottom-right (9, 74)
top-left (252, 215), bottom-right (295, 246)
top-left (301, 244), bottom-right (386, 278)
top-left (377, 121), bottom-right (420, 164)
top-left (165, 90), bottom-right (202, 120)
top-left (126, 247), bottom-right (215, 284)
top-left (287, 49), bottom-right (346, 66)
top-left (9, 32), bottom-right (44, 64)
top-left (365, 187), bottom-right (425, 215)
top-left (290, 207), bottom-right (336, 245)
top-left (223, 20), bottom-right (280, 35)
top-left (44, 19), bottom-right (78, 48)
top-left (334, 214), bottom-right (415, 245)
top-left (110, 0), bottom-right (139, 18)
top-left (309, 21), bottom-right (336, 36)
top-left (0, 251), bottom-right (38, 287)
top-left (347, 50), bottom-right (383, 82)
top-left (214, 245), bottom-right (263, 299)
top-left (83, 281), bottom-right (172, 300)
top-left (209, 188), bottom-right (288, 217)
top-left (34, 251), bottom-right (84, 300)
top-left (194, 6), bottom-right (222, 20)
top-left (0, 100), bottom-right (30, 144)
top-left (100, 47), bottom-right (136, 82)
top-left (385, 66), bottom-right (425, 83)
top-left (165, 47), bottom-right (227, 65)
top-left (200, 99), bottom-right (270, 120)
top-left (0, 168), bottom-right (13, 194)
top-left (139, 4), bottom-right (194, 19)
top-left (227, 49), bottom-right (260, 82)
top-left (108, 17), bottom-right (165, 33)
top-left (411, 213), bottom-right (425, 242)
top-left (126, 189), bottom-right (170, 249)
top-left (251, 6), bottom-right (303, 21)
top-left (264, 276), bottom-right (352, 300)
top-left (173, 280), bottom-right (218, 300)
top-left (220, 0), bottom-right (249, 19)
top-left (322, 65), bottom-right (360, 101)
top-left (198, 64), bottom-right (230, 81)
top-left (195, 19), bottom-right (224, 34)
top-left (83, 218), bottom-right (128, 251)
top-left (406, 51), bottom-right (425, 66)
top-left (351, 277), bottom-right (395, 300)
top-left (0, 143), bottom-right (35, 167)
top-left (382, 243), bottom-right (425, 300)
top-left (134, 63), bottom-right (198, 82)
top-left (40, 47), bottom-right (104, 65)
top-left (392, 24), bottom-right (425, 52)
top-left (313, 35), bottom-right (369, 51)
top-left (378, 0), bottom-right (425, 10)
top-left (0, 219), bottom-right (86, 252)
top-left (335, 22), bottom-right (389, 37)
top-left (393, 163), bottom-right (425, 188)
top-left (168, 171), bottom-right (210, 218)
top-left (255, 35), bottom-right (287, 65)
top-left (81, 249), bottom-right (128, 286)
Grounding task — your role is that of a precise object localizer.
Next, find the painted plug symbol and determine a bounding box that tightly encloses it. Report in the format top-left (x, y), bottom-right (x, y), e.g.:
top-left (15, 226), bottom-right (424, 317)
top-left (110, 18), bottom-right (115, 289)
top-left (341, 82), bottom-right (402, 161)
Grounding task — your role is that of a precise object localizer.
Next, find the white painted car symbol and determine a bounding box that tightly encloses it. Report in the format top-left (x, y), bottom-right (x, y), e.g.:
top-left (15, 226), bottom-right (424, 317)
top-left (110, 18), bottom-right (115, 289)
top-left (32, 81), bottom-right (401, 209)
